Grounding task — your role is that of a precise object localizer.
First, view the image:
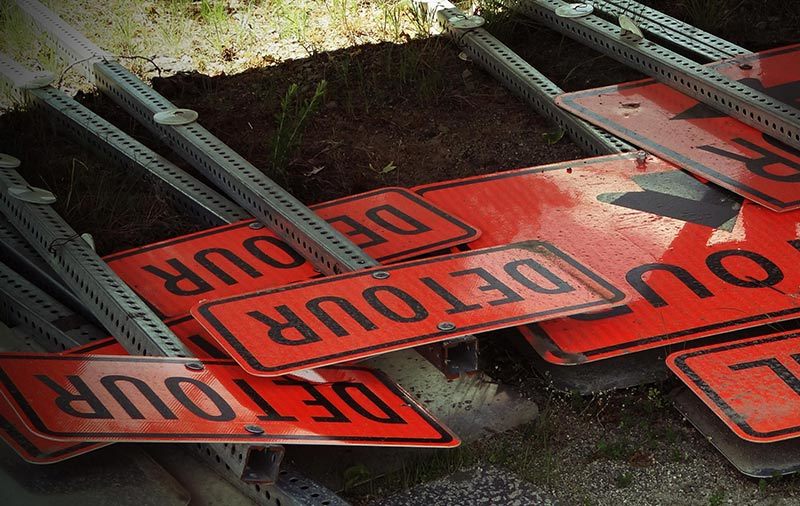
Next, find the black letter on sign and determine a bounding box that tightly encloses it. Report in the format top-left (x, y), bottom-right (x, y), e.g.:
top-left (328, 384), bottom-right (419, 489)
top-left (569, 305), bottom-right (634, 321)
top-left (420, 277), bottom-right (482, 314)
top-left (789, 240), bottom-right (800, 254)
top-left (699, 136), bottom-right (800, 183)
top-left (363, 286), bottom-right (429, 323)
top-left (730, 358), bottom-right (800, 396)
top-left (706, 250), bottom-right (784, 288)
top-left (450, 267), bottom-right (522, 306)
top-left (36, 375), bottom-right (112, 419)
top-left (142, 259), bottom-right (212, 296)
top-left (247, 306), bottom-right (321, 346)
top-left (194, 248), bottom-right (262, 285)
top-left (243, 237), bottom-right (306, 269)
top-left (332, 382), bottom-right (405, 424)
top-left (365, 205), bottom-right (432, 235)
top-left (164, 377), bottom-right (235, 422)
top-left (326, 215), bottom-right (387, 249)
top-left (306, 296), bottom-right (377, 337)
top-left (186, 334), bottom-right (228, 359)
top-left (626, 263), bottom-right (713, 308)
top-left (100, 375), bottom-right (177, 420)
top-left (275, 378), bottom-right (350, 423)
top-left (504, 259), bottom-right (575, 294)
top-left (233, 379), bottom-right (297, 422)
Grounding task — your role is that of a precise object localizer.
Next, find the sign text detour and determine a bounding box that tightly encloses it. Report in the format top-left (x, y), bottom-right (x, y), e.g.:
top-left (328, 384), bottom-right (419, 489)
top-left (0, 356), bottom-right (456, 446)
top-left (194, 241), bottom-right (626, 375)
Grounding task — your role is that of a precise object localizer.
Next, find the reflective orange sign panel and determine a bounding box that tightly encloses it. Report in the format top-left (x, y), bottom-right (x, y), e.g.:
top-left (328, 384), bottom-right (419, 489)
top-left (193, 241), bottom-right (626, 376)
top-left (556, 44), bottom-right (800, 211)
top-left (415, 153), bottom-right (800, 364)
top-left (105, 188), bottom-right (479, 319)
top-left (667, 331), bottom-right (800, 443)
top-left (0, 354), bottom-right (457, 447)
top-left (0, 319), bottom-right (227, 463)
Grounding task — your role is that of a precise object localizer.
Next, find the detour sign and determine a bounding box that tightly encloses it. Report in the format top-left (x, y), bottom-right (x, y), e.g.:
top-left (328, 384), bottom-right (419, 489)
top-left (668, 331), bottom-right (800, 443)
top-left (105, 187), bottom-right (479, 319)
top-left (0, 354), bottom-right (457, 447)
top-left (192, 241), bottom-right (627, 376)
top-left (557, 44), bottom-right (800, 211)
top-left (415, 153), bottom-right (800, 364)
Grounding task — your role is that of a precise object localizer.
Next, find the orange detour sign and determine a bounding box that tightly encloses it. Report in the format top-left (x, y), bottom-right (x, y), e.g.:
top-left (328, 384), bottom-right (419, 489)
top-left (415, 153), bottom-right (800, 365)
top-left (0, 354), bottom-right (457, 447)
top-left (105, 187), bottom-right (479, 319)
top-left (0, 318), bottom-right (225, 463)
top-left (667, 331), bottom-right (800, 443)
top-left (192, 241), bottom-right (627, 376)
top-left (556, 44), bottom-right (800, 211)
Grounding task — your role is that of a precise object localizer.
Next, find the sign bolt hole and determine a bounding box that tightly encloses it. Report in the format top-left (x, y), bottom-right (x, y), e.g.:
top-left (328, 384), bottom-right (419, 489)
top-left (372, 271), bottom-right (390, 280)
top-left (739, 63), bottom-right (753, 70)
top-left (185, 362), bottom-right (204, 371)
top-left (437, 321), bottom-right (456, 332)
top-left (245, 424), bottom-right (265, 435)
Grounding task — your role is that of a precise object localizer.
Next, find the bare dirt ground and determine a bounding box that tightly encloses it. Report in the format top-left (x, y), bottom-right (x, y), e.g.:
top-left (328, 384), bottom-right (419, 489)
top-left (0, 1), bottom-right (799, 504)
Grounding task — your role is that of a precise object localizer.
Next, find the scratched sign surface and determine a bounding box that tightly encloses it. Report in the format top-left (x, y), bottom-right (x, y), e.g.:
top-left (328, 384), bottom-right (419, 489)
top-left (105, 188), bottom-right (479, 319)
top-left (668, 331), bottom-right (800, 443)
top-left (556, 44), bottom-right (800, 211)
top-left (415, 153), bottom-right (800, 365)
top-left (193, 241), bottom-right (626, 376)
top-left (0, 318), bottom-right (455, 453)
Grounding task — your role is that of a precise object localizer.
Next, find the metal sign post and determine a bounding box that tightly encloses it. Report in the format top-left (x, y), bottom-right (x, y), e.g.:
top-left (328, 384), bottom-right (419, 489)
top-left (0, 166), bottom-right (336, 503)
top-left (503, 0), bottom-right (800, 151)
top-left (589, 0), bottom-right (750, 61)
top-left (0, 53), bottom-right (248, 228)
top-left (430, 1), bottom-right (634, 155)
top-left (14, 0), bottom-right (478, 378)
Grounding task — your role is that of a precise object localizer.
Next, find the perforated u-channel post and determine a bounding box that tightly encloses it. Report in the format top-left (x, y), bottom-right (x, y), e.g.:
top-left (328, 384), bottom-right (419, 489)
top-left (0, 215), bottom-right (92, 320)
top-left (0, 261), bottom-right (293, 497)
top-left (0, 261), bottom-right (106, 351)
top-left (589, 0), bottom-right (750, 62)
top-left (431, 1), bottom-right (634, 155)
top-left (16, 0), bottom-right (478, 379)
top-left (0, 166), bottom-right (305, 495)
top-left (0, 52), bottom-right (248, 228)
top-left (0, 167), bottom-right (192, 357)
top-left (504, 0), bottom-right (800, 151)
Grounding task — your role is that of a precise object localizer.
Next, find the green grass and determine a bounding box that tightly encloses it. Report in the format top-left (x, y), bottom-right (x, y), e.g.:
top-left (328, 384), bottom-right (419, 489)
top-left (270, 80), bottom-right (328, 182)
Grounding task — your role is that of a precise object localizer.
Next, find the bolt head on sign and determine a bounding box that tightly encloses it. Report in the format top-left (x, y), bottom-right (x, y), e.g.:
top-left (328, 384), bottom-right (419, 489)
top-left (191, 240), bottom-right (627, 376)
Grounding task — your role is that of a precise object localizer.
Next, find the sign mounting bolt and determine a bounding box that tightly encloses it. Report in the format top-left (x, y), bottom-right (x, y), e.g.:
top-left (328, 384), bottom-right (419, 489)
top-left (244, 424), bottom-right (265, 435)
top-left (438, 321), bottom-right (456, 332)
top-left (248, 222), bottom-right (264, 230)
top-left (185, 362), bottom-right (204, 371)
top-left (372, 271), bottom-right (390, 280)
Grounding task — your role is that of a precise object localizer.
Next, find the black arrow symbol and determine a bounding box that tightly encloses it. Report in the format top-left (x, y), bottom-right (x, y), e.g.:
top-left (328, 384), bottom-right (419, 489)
top-left (597, 171), bottom-right (742, 230)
